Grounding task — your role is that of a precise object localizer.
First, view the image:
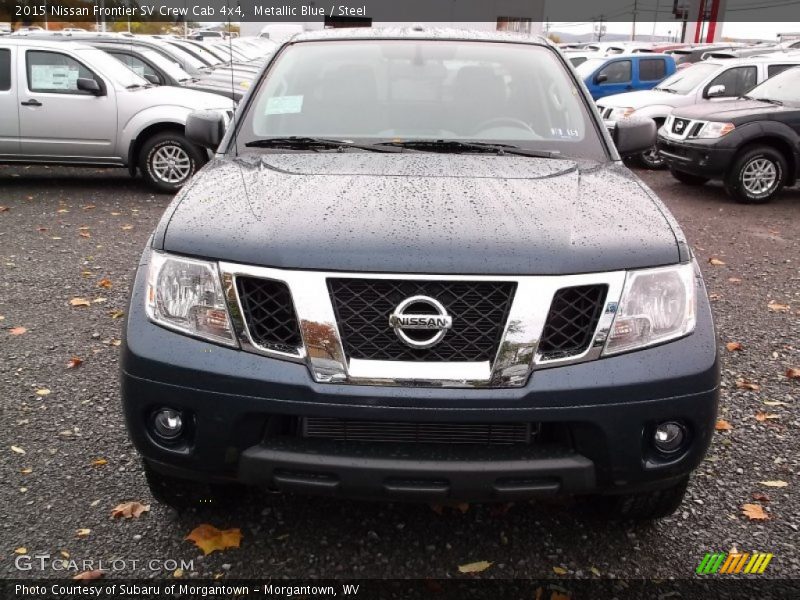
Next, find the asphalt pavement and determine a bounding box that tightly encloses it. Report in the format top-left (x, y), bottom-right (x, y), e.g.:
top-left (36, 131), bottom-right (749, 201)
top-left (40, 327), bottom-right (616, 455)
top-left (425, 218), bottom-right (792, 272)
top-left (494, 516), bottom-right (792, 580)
top-left (1, 164), bottom-right (798, 580)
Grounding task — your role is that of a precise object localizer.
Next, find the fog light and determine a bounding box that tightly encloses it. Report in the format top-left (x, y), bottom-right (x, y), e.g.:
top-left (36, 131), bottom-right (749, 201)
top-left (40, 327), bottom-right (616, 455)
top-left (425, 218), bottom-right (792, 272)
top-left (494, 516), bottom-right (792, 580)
top-left (152, 409), bottom-right (183, 440)
top-left (653, 421), bottom-right (686, 454)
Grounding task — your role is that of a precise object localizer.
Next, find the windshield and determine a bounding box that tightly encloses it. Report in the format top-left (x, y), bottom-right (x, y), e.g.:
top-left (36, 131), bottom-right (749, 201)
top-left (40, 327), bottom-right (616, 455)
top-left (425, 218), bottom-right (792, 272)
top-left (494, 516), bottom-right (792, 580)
top-left (74, 47), bottom-right (148, 87)
top-left (574, 58), bottom-right (607, 78)
top-left (238, 40), bottom-right (606, 160)
top-left (170, 41), bottom-right (222, 66)
top-left (138, 48), bottom-right (191, 81)
top-left (149, 42), bottom-right (204, 72)
top-left (745, 65), bottom-right (800, 104)
top-left (656, 62), bottom-right (720, 93)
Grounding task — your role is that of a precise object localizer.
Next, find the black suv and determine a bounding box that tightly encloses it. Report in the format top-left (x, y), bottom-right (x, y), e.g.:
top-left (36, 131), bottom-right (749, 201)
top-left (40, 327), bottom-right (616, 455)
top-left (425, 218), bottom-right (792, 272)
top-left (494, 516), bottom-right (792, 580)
top-left (658, 65), bottom-right (800, 203)
top-left (121, 29), bottom-right (719, 520)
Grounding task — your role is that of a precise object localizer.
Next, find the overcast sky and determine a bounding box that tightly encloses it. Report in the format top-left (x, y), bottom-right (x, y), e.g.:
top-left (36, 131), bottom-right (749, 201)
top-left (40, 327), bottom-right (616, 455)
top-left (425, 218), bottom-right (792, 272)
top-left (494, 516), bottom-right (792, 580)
top-left (552, 21), bottom-right (799, 41)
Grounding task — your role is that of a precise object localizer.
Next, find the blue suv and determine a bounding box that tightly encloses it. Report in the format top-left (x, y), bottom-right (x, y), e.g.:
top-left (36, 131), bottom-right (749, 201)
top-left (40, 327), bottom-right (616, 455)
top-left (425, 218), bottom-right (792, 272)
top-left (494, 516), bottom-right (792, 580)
top-left (576, 54), bottom-right (677, 100)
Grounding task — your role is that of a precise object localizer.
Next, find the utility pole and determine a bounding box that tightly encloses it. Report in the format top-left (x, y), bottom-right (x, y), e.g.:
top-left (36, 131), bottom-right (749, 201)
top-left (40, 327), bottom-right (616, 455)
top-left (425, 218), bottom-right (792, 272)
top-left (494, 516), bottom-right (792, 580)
top-left (595, 16), bottom-right (606, 42)
top-left (631, 0), bottom-right (638, 41)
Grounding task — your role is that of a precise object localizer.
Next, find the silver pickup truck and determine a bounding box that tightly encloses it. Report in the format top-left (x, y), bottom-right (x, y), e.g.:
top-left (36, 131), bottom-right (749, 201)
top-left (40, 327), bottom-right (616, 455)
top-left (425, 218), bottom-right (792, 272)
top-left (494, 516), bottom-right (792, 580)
top-left (0, 37), bottom-right (233, 191)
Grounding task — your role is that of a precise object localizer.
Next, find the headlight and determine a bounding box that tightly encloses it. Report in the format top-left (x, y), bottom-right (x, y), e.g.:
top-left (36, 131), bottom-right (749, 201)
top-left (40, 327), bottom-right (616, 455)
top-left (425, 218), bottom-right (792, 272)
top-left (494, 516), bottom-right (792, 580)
top-left (603, 263), bottom-right (696, 355)
top-left (608, 106), bottom-right (636, 120)
top-left (146, 251), bottom-right (237, 346)
top-left (695, 121), bottom-right (735, 139)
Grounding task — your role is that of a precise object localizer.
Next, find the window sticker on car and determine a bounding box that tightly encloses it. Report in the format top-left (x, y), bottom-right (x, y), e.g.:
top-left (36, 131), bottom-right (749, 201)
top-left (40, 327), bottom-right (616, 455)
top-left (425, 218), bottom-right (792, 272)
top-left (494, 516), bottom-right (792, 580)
top-left (31, 65), bottom-right (78, 90)
top-left (550, 127), bottom-right (581, 138)
top-left (265, 95), bottom-right (303, 115)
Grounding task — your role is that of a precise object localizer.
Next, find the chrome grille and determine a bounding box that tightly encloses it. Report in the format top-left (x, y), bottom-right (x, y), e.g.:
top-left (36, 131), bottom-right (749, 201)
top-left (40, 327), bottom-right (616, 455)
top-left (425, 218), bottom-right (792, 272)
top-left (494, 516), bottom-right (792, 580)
top-left (302, 417), bottom-right (535, 445)
top-left (538, 285), bottom-right (608, 360)
top-left (236, 277), bottom-right (302, 354)
top-left (328, 279), bottom-right (516, 362)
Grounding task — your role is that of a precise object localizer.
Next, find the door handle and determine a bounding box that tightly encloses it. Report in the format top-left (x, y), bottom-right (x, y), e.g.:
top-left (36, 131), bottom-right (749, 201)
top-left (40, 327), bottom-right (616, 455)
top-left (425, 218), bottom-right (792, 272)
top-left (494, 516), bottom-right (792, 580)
top-left (21, 99), bottom-right (42, 107)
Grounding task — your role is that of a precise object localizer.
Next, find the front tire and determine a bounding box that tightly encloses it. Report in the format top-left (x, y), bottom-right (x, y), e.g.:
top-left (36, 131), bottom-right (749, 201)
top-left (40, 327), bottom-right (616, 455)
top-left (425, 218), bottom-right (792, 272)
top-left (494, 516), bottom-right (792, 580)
top-left (593, 477), bottom-right (689, 521)
top-left (724, 145), bottom-right (787, 204)
top-left (138, 131), bottom-right (205, 193)
top-left (670, 169), bottom-right (709, 186)
top-left (634, 145), bottom-right (668, 170)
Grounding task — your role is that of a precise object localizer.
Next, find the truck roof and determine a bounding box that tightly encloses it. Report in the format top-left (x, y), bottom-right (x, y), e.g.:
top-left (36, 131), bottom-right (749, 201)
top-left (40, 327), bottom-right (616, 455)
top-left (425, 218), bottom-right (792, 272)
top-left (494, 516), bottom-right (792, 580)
top-left (291, 26), bottom-right (549, 46)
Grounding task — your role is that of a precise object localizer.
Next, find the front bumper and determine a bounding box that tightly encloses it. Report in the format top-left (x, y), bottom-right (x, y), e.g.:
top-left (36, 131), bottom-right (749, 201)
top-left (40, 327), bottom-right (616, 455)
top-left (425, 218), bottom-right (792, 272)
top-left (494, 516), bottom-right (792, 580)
top-left (657, 135), bottom-right (736, 178)
top-left (121, 255), bottom-right (720, 502)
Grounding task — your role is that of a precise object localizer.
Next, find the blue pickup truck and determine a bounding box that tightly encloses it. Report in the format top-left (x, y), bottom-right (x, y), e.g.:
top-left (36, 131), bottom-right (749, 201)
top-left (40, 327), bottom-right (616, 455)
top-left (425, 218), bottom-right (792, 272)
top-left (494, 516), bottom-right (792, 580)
top-left (575, 54), bottom-right (677, 100)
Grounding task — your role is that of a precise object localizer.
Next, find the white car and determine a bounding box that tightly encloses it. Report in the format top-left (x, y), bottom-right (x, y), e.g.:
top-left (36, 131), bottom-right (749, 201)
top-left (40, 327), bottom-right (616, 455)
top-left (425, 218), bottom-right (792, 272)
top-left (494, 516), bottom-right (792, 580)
top-left (0, 37), bottom-right (233, 191)
top-left (598, 55), bottom-right (800, 168)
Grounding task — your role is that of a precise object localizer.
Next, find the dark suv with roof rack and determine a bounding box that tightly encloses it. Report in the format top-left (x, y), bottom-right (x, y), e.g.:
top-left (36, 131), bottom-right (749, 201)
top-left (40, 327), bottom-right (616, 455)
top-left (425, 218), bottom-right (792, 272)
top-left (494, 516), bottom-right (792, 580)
top-left (121, 28), bottom-right (719, 520)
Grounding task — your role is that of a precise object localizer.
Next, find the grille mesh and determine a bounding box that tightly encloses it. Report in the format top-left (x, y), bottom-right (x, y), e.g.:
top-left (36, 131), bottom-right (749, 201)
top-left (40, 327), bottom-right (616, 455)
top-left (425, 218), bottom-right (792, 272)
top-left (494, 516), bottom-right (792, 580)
top-left (302, 417), bottom-right (533, 445)
top-left (328, 279), bottom-right (516, 362)
top-left (237, 277), bottom-right (302, 353)
top-left (538, 285), bottom-right (607, 360)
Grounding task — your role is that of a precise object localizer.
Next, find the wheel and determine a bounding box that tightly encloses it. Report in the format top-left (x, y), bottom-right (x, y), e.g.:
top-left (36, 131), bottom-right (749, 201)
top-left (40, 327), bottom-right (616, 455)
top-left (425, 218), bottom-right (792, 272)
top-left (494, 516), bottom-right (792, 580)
top-left (670, 169), bottom-right (709, 186)
top-left (143, 460), bottom-right (242, 510)
top-left (138, 131), bottom-right (205, 193)
top-left (724, 145), bottom-right (787, 204)
top-left (633, 145), bottom-right (667, 170)
top-left (592, 476), bottom-right (689, 521)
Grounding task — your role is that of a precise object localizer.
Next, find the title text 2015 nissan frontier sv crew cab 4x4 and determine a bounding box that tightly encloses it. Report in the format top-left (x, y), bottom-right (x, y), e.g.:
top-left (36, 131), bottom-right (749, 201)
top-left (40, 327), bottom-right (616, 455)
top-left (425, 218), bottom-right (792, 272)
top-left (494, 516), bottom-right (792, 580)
top-left (121, 29), bottom-right (720, 521)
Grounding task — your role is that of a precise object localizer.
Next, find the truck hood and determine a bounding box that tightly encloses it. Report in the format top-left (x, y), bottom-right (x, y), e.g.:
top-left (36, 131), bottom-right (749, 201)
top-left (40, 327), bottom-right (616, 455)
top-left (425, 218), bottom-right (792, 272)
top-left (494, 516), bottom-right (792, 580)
top-left (672, 98), bottom-right (786, 122)
top-left (160, 154), bottom-right (681, 275)
top-left (598, 89), bottom-right (686, 109)
top-left (135, 85), bottom-right (235, 111)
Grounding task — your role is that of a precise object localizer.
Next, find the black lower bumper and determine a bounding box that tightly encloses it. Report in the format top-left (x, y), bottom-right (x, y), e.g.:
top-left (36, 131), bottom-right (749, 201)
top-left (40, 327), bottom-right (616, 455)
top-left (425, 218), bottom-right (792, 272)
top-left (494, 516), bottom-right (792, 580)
top-left (657, 135), bottom-right (735, 178)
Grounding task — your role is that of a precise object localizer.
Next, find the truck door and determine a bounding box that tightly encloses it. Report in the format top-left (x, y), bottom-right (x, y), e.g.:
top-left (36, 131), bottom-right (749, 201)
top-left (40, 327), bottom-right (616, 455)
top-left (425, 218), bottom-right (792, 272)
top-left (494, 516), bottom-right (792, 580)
top-left (0, 46), bottom-right (20, 156)
top-left (592, 59), bottom-right (633, 99)
top-left (17, 48), bottom-right (118, 161)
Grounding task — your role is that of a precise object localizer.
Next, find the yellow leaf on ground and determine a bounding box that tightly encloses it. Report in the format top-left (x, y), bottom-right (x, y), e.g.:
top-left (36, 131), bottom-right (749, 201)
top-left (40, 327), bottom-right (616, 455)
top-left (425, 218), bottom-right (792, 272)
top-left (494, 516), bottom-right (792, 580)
top-left (759, 481), bottom-right (788, 488)
top-left (11, 446), bottom-right (25, 454)
top-left (60, 551), bottom-right (70, 559)
top-left (708, 257), bottom-right (725, 266)
top-left (97, 278), bottom-right (112, 289)
top-left (109, 310), bottom-right (125, 319)
top-left (715, 419), bottom-right (733, 431)
top-left (14, 547), bottom-right (27, 554)
top-left (736, 379), bottom-right (760, 392)
top-left (91, 458), bottom-right (108, 467)
top-left (725, 342), bottom-right (743, 352)
top-left (76, 528), bottom-right (91, 538)
top-left (9, 327), bottom-right (27, 336)
top-left (755, 412), bottom-right (780, 422)
top-left (185, 524), bottom-right (243, 556)
top-left (173, 568), bottom-right (184, 578)
top-left (590, 566), bottom-right (601, 576)
top-left (121, 224), bottom-right (134, 230)
top-left (73, 570), bottom-right (104, 580)
top-left (66, 357), bottom-right (83, 369)
top-left (69, 298), bottom-right (91, 307)
top-left (552, 566), bottom-right (569, 575)
top-left (111, 501), bottom-right (150, 519)
top-left (767, 301), bottom-right (791, 312)
top-left (457, 561), bottom-right (492, 574)
top-left (727, 277), bottom-right (742, 283)
top-left (742, 504), bottom-right (769, 520)
top-left (36, 388), bottom-right (51, 396)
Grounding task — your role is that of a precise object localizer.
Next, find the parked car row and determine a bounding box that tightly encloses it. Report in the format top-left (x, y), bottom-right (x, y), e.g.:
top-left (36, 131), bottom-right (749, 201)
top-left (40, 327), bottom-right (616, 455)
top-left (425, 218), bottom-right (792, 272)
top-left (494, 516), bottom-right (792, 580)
top-left (0, 32), bottom-right (279, 191)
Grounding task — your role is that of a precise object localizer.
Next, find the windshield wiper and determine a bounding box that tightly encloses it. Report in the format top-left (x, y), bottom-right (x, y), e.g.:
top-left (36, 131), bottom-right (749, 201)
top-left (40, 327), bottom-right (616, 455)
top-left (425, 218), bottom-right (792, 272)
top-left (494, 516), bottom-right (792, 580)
top-left (741, 95), bottom-right (783, 106)
top-left (654, 87), bottom-right (678, 94)
top-left (244, 137), bottom-right (400, 153)
top-left (375, 139), bottom-right (559, 158)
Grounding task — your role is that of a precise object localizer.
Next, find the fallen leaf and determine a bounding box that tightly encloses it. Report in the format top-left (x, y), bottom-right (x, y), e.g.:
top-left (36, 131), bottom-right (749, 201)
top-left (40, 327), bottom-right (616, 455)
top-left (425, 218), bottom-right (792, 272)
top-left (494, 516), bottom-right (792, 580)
top-left (173, 568), bottom-right (184, 578)
top-left (552, 566), bottom-right (569, 575)
top-left (109, 310), bottom-right (125, 319)
top-left (752, 492), bottom-right (770, 502)
top-left (709, 293), bottom-right (721, 301)
top-left (73, 570), bottom-right (104, 580)
top-left (727, 277), bottom-right (742, 284)
top-left (97, 278), bottom-right (112, 289)
top-left (767, 301), bottom-right (791, 312)
top-left (14, 547), bottom-right (27, 554)
top-left (82, 205), bottom-right (96, 210)
top-left (121, 224), bottom-right (134, 230)
top-left (93, 297), bottom-right (107, 304)
top-left (111, 339), bottom-right (121, 347)
top-left (458, 560), bottom-right (492, 574)
top-left (185, 524), bottom-right (243, 556)
top-left (590, 566), bottom-right (602, 577)
top-left (708, 257), bottom-right (725, 266)
top-left (111, 501), bottom-right (150, 519)
top-left (11, 446), bottom-right (25, 454)
top-left (9, 327), bottom-right (27, 336)
top-left (726, 342), bottom-right (743, 352)
top-left (0, 206), bottom-right (8, 212)
top-left (79, 232), bottom-right (91, 239)
top-left (57, 208), bottom-right (69, 214)
top-left (36, 388), bottom-right (51, 396)
top-left (763, 400), bottom-right (787, 407)
top-left (60, 551), bottom-right (70, 559)
top-left (755, 412), bottom-right (780, 422)
top-left (742, 504), bottom-right (769, 521)
top-left (736, 379), bottom-right (760, 391)
top-left (786, 368), bottom-right (800, 380)
top-left (20, 467), bottom-right (32, 474)
top-left (69, 298), bottom-right (91, 308)
top-left (759, 480), bottom-right (788, 488)
top-left (66, 357), bottom-right (83, 369)
top-left (91, 458), bottom-right (108, 467)
top-left (76, 528), bottom-right (91, 538)
top-left (715, 419), bottom-right (733, 431)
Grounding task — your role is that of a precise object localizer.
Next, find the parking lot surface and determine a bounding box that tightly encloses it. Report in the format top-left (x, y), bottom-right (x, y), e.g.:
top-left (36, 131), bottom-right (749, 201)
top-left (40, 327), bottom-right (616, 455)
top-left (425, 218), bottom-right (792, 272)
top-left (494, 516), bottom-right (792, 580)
top-left (1, 165), bottom-right (798, 579)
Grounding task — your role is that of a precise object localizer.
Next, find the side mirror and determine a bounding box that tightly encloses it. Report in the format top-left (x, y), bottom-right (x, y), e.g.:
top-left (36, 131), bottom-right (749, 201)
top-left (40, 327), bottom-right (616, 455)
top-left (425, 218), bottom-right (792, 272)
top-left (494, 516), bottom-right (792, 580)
top-left (77, 78), bottom-right (102, 95)
top-left (613, 116), bottom-right (657, 157)
top-left (596, 73), bottom-right (608, 84)
top-left (186, 110), bottom-right (225, 150)
top-left (706, 84), bottom-right (726, 98)
top-left (143, 73), bottom-right (160, 85)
